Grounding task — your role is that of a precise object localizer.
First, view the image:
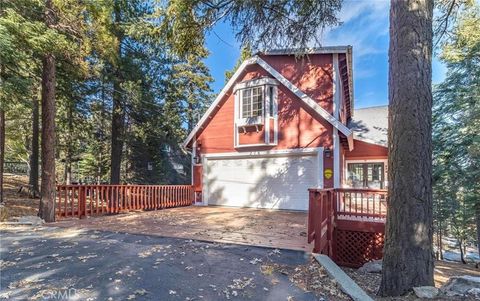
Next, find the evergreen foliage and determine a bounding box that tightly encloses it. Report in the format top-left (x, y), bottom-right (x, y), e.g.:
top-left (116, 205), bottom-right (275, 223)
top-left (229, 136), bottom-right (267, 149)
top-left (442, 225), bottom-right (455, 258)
top-left (433, 3), bottom-right (480, 260)
top-left (0, 0), bottom-right (213, 185)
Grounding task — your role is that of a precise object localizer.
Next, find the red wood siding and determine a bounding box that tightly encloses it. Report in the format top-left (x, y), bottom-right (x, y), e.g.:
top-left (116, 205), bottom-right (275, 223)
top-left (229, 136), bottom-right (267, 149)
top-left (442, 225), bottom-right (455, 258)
top-left (193, 165), bottom-right (202, 191)
top-left (238, 126), bottom-right (265, 145)
top-left (323, 151), bottom-right (334, 189)
top-left (195, 61), bottom-right (335, 154)
top-left (259, 54), bottom-right (334, 113)
top-left (346, 140), bottom-right (388, 159)
top-left (268, 118), bottom-right (275, 144)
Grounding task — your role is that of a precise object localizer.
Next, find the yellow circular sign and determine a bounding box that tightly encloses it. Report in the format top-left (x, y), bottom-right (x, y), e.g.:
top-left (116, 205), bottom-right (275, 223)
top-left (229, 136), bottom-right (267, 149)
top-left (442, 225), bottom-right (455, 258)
top-left (324, 168), bottom-right (333, 179)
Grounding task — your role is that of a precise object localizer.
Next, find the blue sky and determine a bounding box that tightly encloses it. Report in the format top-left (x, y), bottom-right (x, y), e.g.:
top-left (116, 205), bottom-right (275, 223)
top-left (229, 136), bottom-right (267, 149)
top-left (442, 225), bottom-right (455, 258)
top-left (204, 0), bottom-right (447, 109)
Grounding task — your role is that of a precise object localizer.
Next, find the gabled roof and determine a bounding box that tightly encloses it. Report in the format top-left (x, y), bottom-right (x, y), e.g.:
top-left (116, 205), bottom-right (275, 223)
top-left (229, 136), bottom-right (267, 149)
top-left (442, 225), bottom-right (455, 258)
top-left (259, 46), bottom-right (354, 119)
top-left (347, 105), bottom-right (388, 147)
top-left (183, 54), bottom-right (354, 149)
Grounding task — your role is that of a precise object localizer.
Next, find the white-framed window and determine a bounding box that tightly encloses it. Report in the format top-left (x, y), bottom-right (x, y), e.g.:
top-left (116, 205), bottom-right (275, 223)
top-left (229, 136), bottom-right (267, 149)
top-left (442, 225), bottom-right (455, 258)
top-left (344, 159), bottom-right (388, 189)
top-left (233, 77), bottom-right (279, 147)
top-left (241, 86), bottom-right (263, 118)
top-left (268, 86), bottom-right (274, 117)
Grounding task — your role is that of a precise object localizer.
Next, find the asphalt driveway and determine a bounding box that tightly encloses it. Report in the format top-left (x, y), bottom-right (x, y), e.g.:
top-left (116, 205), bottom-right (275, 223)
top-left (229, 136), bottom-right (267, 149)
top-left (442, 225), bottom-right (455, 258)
top-left (0, 225), bottom-right (336, 301)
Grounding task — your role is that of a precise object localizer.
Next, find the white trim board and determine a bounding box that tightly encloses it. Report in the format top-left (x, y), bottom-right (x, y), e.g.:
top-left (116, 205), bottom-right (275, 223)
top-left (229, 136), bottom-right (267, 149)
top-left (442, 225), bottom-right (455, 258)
top-left (333, 54), bottom-right (341, 188)
top-left (343, 158), bottom-right (388, 189)
top-left (204, 147), bottom-right (322, 159)
top-left (233, 77), bottom-right (278, 92)
top-left (260, 46), bottom-right (351, 55)
top-left (352, 135), bottom-right (388, 148)
top-left (183, 55), bottom-right (353, 149)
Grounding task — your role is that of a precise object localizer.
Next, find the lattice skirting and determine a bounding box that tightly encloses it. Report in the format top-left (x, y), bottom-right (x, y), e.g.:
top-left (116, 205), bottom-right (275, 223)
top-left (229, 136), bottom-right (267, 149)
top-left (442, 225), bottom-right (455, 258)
top-left (333, 229), bottom-right (384, 268)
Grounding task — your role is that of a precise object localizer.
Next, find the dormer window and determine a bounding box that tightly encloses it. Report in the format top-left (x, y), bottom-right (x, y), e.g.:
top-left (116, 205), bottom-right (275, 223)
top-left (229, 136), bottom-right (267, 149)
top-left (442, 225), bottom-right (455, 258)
top-left (241, 87), bottom-right (263, 118)
top-left (233, 77), bottom-right (279, 147)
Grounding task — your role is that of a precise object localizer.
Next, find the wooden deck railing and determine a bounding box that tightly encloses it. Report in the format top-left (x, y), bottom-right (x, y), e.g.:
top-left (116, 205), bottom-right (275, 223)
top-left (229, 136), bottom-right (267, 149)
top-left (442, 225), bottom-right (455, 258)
top-left (308, 188), bottom-right (388, 267)
top-left (334, 188), bottom-right (388, 220)
top-left (56, 185), bottom-right (195, 218)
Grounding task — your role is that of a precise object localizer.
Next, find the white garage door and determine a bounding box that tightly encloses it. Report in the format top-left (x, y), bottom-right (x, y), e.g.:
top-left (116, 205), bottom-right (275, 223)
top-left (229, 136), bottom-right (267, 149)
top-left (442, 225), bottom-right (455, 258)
top-left (205, 153), bottom-right (319, 210)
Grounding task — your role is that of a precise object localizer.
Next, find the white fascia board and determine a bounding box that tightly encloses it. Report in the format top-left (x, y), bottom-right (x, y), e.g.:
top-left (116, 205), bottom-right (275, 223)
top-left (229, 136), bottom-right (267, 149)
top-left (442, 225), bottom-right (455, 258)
top-left (233, 77), bottom-right (278, 93)
top-left (204, 147), bottom-right (321, 159)
top-left (346, 47), bottom-right (354, 115)
top-left (261, 46), bottom-right (351, 55)
top-left (352, 134), bottom-right (387, 148)
top-left (183, 57), bottom-right (259, 148)
top-left (347, 134), bottom-right (354, 151)
top-left (255, 57), bottom-right (353, 139)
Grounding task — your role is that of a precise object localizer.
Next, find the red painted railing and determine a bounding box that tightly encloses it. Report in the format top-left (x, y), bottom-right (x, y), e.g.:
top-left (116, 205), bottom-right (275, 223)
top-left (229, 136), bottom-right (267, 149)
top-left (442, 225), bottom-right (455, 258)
top-left (308, 189), bottom-right (335, 255)
top-left (56, 185), bottom-right (194, 218)
top-left (335, 188), bottom-right (388, 220)
top-left (308, 188), bottom-right (388, 267)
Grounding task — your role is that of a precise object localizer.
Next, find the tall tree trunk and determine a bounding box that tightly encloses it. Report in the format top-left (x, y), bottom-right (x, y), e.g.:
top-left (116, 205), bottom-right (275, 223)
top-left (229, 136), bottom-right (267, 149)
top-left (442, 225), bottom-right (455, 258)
top-left (379, 0), bottom-right (434, 296)
top-left (64, 159), bottom-right (71, 184)
top-left (39, 0), bottom-right (56, 222)
top-left (459, 239), bottom-right (467, 264)
top-left (39, 52), bottom-right (56, 222)
top-left (0, 109), bottom-right (5, 204)
top-left (29, 91), bottom-right (40, 196)
top-left (188, 102), bottom-right (194, 132)
top-left (439, 224), bottom-right (443, 260)
top-left (476, 205), bottom-right (480, 258)
top-left (109, 2), bottom-right (124, 184)
top-left (110, 74), bottom-right (124, 184)
top-left (64, 104), bottom-right (73, 185)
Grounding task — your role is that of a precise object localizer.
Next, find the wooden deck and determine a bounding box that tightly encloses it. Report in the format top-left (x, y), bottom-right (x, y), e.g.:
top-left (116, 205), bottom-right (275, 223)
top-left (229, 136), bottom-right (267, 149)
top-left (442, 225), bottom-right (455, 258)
top-left (308, 188), bottom-right (387, 267)
top-left (51, 206), bottom-right (312, 252)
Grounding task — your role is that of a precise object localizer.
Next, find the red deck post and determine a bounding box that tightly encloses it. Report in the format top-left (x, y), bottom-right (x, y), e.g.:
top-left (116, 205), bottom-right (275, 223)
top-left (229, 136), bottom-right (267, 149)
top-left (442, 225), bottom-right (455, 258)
top-left (79, 186), bottom-right (86, 218)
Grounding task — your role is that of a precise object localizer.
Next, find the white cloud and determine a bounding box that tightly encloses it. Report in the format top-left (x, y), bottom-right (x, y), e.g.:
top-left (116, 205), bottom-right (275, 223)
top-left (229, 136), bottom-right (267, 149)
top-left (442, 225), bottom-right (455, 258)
top-left (323, 0), bottom-right (390, 57)
top-left (337, 0), bottom-right (389, 24)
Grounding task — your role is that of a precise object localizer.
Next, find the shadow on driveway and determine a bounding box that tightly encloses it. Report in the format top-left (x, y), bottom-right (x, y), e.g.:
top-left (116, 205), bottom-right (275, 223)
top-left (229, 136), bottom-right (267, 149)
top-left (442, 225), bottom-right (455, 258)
top-left (1, 225), bottom-right (327, 300)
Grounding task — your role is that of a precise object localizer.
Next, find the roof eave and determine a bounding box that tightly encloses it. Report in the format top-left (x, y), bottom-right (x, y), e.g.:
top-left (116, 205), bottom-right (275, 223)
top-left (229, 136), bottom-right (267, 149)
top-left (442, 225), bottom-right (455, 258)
top-left (353, 135), bottom-right (388, 148)
top-left (346, 46), bottom-right (354, 118)
top-left (259, 46), bottom-right (351, 56)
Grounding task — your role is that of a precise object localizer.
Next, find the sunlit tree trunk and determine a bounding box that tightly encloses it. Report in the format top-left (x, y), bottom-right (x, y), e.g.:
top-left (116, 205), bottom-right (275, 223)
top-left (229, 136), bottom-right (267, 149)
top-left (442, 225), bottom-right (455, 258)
top-left (459, 238), bottom-right (466, 264)
top-left (109, 1), bottom-right (124, 184)
top-left (64, 103), bottom-right (73, 185)
top-left (0, 109), bottom-right (5, 204)
top-left (379, 0), bottom-right (434, 296)
top-left (29, 90), bottom-right (40, 196)
top-left (476, 205), bottom-right (480, 258)
top-left (39, 0), bottom-right (56, 222)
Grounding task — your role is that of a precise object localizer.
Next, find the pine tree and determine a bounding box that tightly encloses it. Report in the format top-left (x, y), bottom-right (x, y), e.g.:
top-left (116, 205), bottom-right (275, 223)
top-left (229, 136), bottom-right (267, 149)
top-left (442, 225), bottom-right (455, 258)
top-left (433, 3), bottom-right (480, 258)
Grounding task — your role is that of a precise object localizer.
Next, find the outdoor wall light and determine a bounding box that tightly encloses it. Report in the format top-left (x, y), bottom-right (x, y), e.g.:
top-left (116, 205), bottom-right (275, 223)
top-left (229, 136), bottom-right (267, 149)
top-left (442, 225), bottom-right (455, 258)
top-left (193, 155), bottom-right (201, 164)
top-left (325, 147), bottom-right (332, 158)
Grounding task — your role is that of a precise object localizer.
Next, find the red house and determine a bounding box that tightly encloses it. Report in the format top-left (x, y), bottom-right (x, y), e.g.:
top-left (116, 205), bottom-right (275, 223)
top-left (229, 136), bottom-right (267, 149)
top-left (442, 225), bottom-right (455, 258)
top-left (183, 46), bottom-right (388, 211)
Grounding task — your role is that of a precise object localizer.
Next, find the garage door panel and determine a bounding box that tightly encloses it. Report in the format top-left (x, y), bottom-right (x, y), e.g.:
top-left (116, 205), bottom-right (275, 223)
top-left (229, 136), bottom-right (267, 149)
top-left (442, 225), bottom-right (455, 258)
top-left (206, 154), bottom-right (318, 210)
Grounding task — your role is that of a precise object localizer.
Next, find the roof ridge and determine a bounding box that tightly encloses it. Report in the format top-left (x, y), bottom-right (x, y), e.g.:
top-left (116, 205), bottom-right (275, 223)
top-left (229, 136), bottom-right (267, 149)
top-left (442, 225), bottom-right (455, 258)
top-left (258, 46), bottom-right (352, 55)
